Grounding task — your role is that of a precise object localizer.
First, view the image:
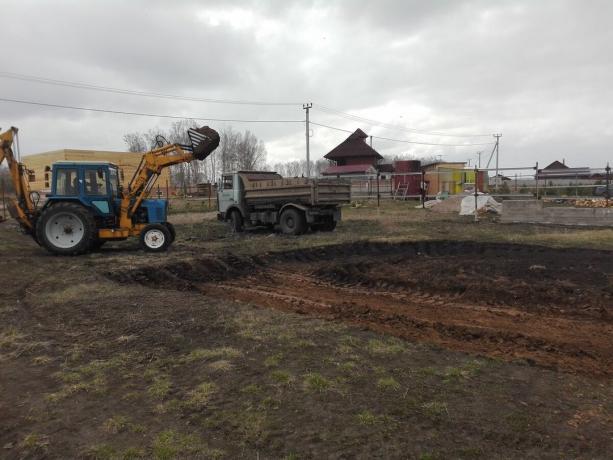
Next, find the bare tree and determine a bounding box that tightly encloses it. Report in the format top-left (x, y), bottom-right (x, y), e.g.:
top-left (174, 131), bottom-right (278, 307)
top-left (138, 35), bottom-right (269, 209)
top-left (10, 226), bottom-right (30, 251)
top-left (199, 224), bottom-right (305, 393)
top-left (123, 132), bottom-right (148, 153)
top-left (216, 127), bottom-right (267, 173)
top-left (123, 122), bottom-right (268, 188)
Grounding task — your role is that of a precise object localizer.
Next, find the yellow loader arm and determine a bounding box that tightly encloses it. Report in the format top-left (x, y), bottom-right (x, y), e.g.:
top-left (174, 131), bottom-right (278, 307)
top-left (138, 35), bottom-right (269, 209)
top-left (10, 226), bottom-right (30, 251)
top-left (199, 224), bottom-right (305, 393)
top-left (0, 127), bottom-right (36, 230)
top-left (116, 126), bottom-right (220, 230)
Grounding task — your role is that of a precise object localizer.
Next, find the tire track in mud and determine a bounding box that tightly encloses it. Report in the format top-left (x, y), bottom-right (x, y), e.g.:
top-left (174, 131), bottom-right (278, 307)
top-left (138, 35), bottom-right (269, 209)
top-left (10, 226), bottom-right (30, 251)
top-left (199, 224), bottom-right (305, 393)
top-left (107, 240), bottom-right (613, 376)
top-left (210, 268), bottom-right (612, 377)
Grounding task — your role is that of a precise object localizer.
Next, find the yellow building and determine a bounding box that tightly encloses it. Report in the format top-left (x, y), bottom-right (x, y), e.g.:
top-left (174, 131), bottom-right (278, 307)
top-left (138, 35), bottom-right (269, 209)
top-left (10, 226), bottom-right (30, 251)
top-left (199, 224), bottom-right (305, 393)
top-left (422, 161), bottom-right (488, 195)
top-left (23, 149), bottom-right (171, 192)
top-left (423, 162), bottom-right (465, 194)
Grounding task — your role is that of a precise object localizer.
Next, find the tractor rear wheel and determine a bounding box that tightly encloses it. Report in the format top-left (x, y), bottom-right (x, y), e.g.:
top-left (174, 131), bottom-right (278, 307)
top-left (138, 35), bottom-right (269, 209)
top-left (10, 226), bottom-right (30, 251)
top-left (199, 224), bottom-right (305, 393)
top-left (91, 239), bottom-right (107, 250)
top-left (140, 223), bottom-right (172, 252)
top-left (164, 222), bottom-right (176, 243)
top-left (279, 208), bottom-right (307, 235)
top-left (35, 202), bottom-right (97, 255)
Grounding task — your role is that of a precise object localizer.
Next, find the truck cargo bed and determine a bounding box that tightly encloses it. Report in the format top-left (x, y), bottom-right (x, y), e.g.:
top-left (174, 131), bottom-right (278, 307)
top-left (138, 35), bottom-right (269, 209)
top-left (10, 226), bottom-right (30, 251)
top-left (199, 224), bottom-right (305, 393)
top-left (242, 176), bottom-right (351, 207)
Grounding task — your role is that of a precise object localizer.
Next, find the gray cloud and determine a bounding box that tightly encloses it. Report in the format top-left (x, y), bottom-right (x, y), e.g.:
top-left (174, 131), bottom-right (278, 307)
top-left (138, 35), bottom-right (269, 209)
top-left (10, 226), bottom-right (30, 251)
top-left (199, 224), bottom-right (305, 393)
top-left (0, 0), bottom-right (611, 168)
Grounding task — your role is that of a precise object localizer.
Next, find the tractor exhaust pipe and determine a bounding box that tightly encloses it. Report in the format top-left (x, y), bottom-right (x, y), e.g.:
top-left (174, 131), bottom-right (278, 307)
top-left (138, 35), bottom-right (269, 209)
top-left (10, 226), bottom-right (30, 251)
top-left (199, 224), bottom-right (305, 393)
top-left (188, 126), bottom-right (220, 161)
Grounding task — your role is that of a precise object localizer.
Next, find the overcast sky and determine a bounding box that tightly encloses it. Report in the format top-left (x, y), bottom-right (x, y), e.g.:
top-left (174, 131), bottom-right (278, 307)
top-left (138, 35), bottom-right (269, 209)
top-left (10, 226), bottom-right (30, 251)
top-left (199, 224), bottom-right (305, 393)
top-left (1, 0), bottom-right (611, 169)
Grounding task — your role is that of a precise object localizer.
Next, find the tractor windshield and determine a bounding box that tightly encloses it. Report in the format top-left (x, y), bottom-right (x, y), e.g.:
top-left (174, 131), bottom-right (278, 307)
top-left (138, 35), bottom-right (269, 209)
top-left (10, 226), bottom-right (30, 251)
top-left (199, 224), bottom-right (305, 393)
top-left (85, 168), bottom-right (108, 196)
top-left (109, 167), bottom-right (120, 198)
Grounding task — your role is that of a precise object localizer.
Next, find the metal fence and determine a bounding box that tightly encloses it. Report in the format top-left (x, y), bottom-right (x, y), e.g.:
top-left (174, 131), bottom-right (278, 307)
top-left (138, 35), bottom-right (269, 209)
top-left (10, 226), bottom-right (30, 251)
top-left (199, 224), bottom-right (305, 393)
top-left (329, 163), bottom-right (612, 204)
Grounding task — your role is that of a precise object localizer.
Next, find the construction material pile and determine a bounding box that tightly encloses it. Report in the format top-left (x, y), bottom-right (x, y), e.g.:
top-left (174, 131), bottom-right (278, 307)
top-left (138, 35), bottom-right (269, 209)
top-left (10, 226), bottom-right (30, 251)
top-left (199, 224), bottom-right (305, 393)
top-left (420, 194), bottom-right (465, 212)
top-left (574, 199), bottom-right (612, 208)
top-left (460, 195), bottom-right (502, 215)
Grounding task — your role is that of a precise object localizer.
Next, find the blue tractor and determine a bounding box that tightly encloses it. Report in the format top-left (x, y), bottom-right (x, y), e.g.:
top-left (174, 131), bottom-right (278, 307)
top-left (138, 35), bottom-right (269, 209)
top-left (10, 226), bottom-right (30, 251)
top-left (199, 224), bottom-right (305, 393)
top-left (0, 126), bottom-right (219, 255)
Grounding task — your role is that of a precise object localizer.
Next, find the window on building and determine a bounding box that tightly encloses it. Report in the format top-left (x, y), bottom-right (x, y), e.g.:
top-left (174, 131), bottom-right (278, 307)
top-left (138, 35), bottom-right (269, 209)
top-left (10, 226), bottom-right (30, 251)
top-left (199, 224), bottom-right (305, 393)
top-left (28, 171), bottom-right (35, 182)
top-left (85, 168), bottom-right (108, 196)
top-left (55, 169), bottom-right (78, 196)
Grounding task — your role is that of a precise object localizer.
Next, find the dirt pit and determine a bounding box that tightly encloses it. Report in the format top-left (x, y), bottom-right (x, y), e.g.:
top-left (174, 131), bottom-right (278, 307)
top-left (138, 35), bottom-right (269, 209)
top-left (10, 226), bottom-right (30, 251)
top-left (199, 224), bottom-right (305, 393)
top-left (109, 240), bottom-right (613, 377)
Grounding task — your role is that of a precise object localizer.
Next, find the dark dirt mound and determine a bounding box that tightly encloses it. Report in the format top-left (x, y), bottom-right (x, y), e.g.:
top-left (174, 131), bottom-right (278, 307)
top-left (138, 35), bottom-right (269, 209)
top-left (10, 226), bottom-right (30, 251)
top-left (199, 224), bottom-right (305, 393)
top-left (106, 240), bottom-right (613, 376)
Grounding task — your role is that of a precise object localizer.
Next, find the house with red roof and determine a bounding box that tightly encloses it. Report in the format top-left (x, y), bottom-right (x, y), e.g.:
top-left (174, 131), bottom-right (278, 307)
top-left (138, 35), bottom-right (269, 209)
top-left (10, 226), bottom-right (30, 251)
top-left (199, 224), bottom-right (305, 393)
top-left (321, 128), bottom-right (383, 177)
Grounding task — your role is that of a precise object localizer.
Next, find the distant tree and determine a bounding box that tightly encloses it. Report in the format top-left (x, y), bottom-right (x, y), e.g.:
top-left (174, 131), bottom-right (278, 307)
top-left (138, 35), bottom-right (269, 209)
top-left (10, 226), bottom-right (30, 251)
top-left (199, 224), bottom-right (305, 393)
top-left (217, 127), bottom-right (267, 172)
top-left (123, 132), bottom-right (148, 153)
top-left (123, 121), bottom-right (267, 188)
top-left (269, 159), bottom-right (329, 177)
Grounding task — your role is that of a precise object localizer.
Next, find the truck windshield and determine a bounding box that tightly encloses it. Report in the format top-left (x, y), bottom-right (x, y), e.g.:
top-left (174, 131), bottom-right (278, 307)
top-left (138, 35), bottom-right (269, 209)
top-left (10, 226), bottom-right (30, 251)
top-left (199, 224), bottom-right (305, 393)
top-left (223, 175), bottom-right (233, 190)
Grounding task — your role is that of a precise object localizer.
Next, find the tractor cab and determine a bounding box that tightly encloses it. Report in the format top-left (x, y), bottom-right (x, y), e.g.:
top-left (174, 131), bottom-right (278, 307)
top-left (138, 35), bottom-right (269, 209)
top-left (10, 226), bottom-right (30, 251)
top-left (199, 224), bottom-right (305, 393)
top-left (48, 161), bottom-right (167, 224)
top-left (49, 161), bottom-right (120, 215)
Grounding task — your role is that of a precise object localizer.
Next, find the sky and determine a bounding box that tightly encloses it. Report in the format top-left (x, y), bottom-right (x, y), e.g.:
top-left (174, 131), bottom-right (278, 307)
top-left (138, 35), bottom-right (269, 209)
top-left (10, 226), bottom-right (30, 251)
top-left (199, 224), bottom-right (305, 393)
top-left (0, 0), bottom-right (612, 169)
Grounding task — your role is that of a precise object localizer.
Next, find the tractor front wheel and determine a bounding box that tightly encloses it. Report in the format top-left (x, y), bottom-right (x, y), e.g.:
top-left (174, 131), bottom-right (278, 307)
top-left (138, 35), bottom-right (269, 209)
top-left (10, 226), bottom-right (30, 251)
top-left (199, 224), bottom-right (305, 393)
top-left (35, 202), bottom-right (97, 255)
top-left (140, 223), bottom-right (172, 252)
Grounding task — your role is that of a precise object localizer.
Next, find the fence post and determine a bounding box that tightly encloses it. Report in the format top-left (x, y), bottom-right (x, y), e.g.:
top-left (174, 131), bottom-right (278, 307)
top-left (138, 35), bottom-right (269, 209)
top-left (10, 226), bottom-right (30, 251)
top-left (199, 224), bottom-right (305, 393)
top-left (606, 163), bottom-right (611, 206)
top-left (474, 166), bottom-right (479, 222)
top-left (535, 162), bottom-right (539, 200)
top-left (421, 171), bottom-right (426, 209)
top-left (376, 172), bottom-right (380, 208)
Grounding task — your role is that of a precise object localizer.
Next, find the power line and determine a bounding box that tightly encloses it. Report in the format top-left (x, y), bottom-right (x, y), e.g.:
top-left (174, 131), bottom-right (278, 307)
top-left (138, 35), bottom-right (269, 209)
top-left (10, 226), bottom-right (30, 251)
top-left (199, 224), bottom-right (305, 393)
top-left (315, 104), bottom-right (493, 138)
top-left (0, 71), bottom-right (302, 106)
top-left (309, 121), bottom-right (353, 133)
top-left (1, 71), bottom-right (498, 137)
top-left (310, 121), bottom-right (495, 147)
top-left (0, 97), bottom-right (304, 123)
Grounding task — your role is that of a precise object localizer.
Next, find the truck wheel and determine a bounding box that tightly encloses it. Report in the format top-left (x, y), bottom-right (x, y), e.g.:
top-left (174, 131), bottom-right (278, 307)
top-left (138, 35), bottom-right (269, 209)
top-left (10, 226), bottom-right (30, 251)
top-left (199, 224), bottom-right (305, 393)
top-left (313, 219), bottom-right (337, 232)
top-left (35, 202), bottom-right (97, 255)
top-left (140, 223), bottom-right (172, 252)
top-left (279, 208), bottom-right (306, 235)
top-left (164, 222), bottom-right (176, 243)
top-left (229, 210), bottom-right (244, 233)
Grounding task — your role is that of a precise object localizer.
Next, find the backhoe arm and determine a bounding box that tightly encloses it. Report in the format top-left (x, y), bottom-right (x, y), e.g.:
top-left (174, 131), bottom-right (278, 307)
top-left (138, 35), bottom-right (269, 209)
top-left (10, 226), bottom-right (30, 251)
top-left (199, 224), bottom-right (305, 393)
top-left (119, 126), bottom-right (220, 228)
top-left (0, 127), bottom-right (35, 230)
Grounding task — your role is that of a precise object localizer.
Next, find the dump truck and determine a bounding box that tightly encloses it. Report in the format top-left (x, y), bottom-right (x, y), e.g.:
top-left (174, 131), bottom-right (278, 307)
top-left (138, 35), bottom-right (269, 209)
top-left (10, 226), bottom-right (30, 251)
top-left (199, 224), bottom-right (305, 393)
top-left (217, 171), bottom-right (351, 234)
top-left (0, 126), bottom-right (220, 254)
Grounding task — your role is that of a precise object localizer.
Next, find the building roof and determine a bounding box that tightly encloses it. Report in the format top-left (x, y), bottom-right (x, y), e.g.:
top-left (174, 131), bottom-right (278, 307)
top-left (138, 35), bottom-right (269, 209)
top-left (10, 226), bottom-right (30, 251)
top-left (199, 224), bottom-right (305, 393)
top-left (538, 160), bottom-right (591, 177)
top-left (421, 161), bottom-right (466, 170)
top-left (543, 160), bottom-right (568, 170)
top-left (321, 164), bottom-right (377, 176)
top-left (24, 149), bottom-right (136, 159)
top-left (323, 129), bottom-right (383, 161)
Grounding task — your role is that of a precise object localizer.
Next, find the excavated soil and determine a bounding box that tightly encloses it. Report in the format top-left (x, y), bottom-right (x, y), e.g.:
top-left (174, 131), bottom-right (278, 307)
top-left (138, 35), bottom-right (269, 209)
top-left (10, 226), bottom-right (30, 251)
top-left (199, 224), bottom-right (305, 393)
top-left (109, 241), bottom-right (613, 377)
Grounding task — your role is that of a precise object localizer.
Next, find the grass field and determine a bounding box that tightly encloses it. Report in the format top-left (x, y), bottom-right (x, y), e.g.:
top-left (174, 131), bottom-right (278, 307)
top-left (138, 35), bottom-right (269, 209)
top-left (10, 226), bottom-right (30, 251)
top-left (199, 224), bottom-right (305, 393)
top-left (0, 201), bottom-right (611, 459)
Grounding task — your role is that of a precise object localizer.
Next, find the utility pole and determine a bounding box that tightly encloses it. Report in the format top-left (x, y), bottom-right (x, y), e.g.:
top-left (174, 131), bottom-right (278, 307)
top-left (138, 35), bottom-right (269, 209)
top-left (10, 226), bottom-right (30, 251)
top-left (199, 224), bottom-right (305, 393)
top-left (303, 103), bottom-right (313, 177)
top-left (476, 151), bottom-right (482, 168)
top-left (370, 135), bottom-right (373, 147)
top-left (493, 134), bottom-right (502, 191)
